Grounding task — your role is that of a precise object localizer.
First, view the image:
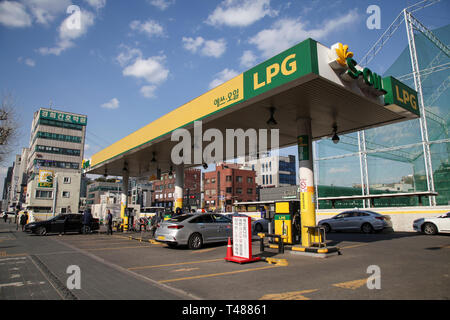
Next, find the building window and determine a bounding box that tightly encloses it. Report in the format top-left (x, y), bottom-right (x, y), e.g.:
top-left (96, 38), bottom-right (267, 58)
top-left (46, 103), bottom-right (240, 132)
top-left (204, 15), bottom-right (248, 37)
top-left (63, 177), bottom-right (71, 184)
top-left (262, 175), bottom-right (265, 185)
top-left (236, 188), bottom-right (242, 194)
top-left (247, 177), bottom-right (252, 183)
top-left (226, 187), bottom-right (232, 193)
top-left (226, 175), bottom-right (232, 181)
top-left (62, 191), bottom-right (70, 198)
top-left (36, 190), bottom-right (53, 199)
top-left (236, 176), bottom-right (243, 183)
top-left (247, 188), bottom-right (253, 194)
top-left (211, 178), bottom-right (216, 183)
top-left (270, 175), bottom-right (272, 184)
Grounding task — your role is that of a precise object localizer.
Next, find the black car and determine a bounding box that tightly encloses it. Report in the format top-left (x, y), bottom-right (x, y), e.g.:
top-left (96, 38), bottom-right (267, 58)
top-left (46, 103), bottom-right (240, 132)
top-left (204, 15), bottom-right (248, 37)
top-left (25, 214), bottom-right (99, 235)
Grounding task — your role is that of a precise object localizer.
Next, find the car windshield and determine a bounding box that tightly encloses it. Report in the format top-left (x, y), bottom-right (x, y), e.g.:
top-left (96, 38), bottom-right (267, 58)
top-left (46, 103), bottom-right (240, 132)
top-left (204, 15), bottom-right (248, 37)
top-left (168, 214), bottom-right (193, 222)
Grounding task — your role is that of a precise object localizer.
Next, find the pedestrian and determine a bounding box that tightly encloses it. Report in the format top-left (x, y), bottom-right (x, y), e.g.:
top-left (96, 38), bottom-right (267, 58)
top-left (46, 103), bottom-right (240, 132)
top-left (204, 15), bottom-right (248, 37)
top-left (67, 206), bottom-right (72, 214)
top-left (3, 212), bottom-right (7, 223)
top-left (82, 208), bottom-right (93, 234)
top-left (106, 209), bottom-right (113, 235)
top-left (174, 207), bottom-right (182, 217)
top-left (20, 211), bottom-right (28, 231)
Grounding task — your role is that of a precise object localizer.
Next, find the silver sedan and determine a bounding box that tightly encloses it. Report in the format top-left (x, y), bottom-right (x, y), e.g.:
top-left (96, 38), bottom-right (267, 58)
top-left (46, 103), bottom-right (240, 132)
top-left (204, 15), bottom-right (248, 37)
top-left (318, 210), bottom-right (392, 234)
top-left (154, 214), bottom-right (232, 249)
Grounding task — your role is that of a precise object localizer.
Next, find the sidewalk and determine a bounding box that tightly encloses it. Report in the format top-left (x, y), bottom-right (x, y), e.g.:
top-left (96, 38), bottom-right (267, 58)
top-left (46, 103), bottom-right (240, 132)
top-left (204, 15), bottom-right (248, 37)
top-left (0, 222), bottom-right (194, 300)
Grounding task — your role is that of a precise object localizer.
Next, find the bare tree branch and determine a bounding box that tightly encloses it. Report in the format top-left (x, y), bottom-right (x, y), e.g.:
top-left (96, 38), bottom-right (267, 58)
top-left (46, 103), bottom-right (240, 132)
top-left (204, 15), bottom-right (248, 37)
top-left (0, 92), bottom-right (21, 165)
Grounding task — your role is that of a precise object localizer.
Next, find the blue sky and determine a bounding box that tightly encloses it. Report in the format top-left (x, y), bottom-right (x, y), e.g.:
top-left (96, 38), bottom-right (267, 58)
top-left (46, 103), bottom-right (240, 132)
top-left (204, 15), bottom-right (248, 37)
top-left (1, 0), bottom-right (449, 190)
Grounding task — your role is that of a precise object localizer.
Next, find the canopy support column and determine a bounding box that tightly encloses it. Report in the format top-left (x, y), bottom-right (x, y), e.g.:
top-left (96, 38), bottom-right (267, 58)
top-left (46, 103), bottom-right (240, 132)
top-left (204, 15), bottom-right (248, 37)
top-left (297, 118), bottom-right (318, 247)
top-left (174, 165), bottom-right (184, 211)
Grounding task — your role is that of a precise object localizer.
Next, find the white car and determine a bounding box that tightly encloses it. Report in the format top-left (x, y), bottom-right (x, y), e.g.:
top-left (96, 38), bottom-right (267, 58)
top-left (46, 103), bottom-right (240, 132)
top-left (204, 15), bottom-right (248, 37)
top-left (413, 212), bottom-right (450, 235)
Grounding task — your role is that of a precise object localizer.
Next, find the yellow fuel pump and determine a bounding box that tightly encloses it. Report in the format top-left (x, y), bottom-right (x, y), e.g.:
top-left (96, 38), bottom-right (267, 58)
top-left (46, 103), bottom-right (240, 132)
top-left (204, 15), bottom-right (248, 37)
top-left (274, 201), bottom-right (301, 244)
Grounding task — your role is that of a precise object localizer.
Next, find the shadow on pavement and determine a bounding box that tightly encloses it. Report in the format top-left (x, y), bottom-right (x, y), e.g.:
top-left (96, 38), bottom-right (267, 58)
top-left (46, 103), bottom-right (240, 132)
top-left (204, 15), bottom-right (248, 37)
top-left (325, 231), bottom-right (420, 247)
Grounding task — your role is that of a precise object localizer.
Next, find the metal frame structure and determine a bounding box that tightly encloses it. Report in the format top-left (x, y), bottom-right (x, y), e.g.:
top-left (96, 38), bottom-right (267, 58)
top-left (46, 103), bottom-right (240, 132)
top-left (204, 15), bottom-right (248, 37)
top-left (314, 0), bottom-right (449, 207)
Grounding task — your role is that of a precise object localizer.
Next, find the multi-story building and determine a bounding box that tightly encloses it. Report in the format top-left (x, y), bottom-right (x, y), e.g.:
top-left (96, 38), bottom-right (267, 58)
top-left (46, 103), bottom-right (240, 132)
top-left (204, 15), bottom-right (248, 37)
top-left (203, 163), bottom-right (257, 212)
top-left (152, 169), bottom-right (201, 210)
top-left (8, 154), bottom-right (22, 210)
top-left (86, 180), bottom-right (122, 207)
top-left (1, 166), bottom-right (13, 211)
top-left (25, 108), bottom-right (87, 213)
top-left (243, 154), bottom-right (296, 188)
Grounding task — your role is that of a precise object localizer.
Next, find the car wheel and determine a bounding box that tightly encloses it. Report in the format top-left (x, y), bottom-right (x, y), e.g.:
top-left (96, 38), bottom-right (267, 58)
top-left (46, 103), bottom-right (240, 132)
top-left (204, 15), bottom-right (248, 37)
top-left (37, 226), bottom-right (47, 236)
top-left (423, 223), bottom-right (437, 235)
top-left (188, 233), bottom-right (203, 250)
top-left (322, 223), bottom-right (331, 234)
top-left (254, 223), bottom-right (263, 233)
top-left (361, 223), bottom-right (374, 234)
top-left (82, 225), bottom-right (91, 234)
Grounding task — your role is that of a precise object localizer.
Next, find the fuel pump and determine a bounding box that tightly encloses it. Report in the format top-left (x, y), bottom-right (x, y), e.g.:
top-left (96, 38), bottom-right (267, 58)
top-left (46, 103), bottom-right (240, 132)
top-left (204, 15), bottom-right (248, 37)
top-left (274, 201), bottom-right (301, 245)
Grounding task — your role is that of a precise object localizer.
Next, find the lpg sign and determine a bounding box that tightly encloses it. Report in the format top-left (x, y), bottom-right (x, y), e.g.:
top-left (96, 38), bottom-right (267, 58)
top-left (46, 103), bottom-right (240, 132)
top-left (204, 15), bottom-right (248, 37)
top-left (243, 38), bottom-right (319, 99)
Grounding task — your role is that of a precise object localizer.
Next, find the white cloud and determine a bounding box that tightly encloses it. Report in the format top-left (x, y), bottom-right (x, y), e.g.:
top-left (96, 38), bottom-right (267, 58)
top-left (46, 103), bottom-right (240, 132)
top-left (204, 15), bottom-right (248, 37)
top-left (240, 50), bottom-right (257, 68)
top-left (18, 57), bottom-right (36, 67)
top-left (101, 97), bottom-right (120, 109)
top-left (148, 0), bottom-right (175, 11)
top-left (130, 19), bottom-right (164, 38)
top-left (116, 46), bottom-right (169, 99)
top-left (115, 45), bottom-right (142, 67)
top-left (206, 0), bottom-right (277, 27)
top-left (182, 36), bottom-right (226, 58)
top-left (209, 68), bottom-right (239, 89)
top-left (38, 9), bottom-right (95, 56)
top-left (23, 0), bottom-right (71, 25)
top-left (84, 0), bottom-right (107, 10)
top-left (249, 10), bottom-right (357, 58)
top-left (140, 85), bottom-right (157, 98)
top-left (123, 56), bottom-right (169, 84)
top-left (0, 1), bottom-right (32, 28)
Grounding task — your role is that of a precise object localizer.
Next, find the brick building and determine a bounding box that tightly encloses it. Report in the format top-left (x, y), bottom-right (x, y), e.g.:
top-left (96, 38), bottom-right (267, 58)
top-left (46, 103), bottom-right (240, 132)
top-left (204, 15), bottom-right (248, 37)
top-left (203, 163), bottom-right (257, 212)
top-left (152, 168), bottom-right (201, 210)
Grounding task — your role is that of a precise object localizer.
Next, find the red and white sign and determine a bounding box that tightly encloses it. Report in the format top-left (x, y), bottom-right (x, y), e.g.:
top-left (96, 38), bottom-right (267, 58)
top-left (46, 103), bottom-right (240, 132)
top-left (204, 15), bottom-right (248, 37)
top-left (225, 216), bottom-right (261, 264)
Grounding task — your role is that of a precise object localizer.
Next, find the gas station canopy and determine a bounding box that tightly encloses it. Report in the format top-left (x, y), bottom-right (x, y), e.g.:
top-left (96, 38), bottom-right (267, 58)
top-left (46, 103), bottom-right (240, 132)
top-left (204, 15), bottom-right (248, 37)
top-left (87, 38), bottom-right (419, 177)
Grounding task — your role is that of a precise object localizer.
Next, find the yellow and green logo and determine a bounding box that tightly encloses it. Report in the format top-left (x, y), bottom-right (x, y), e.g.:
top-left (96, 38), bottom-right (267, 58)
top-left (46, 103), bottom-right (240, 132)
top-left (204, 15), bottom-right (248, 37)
top-left (335, 43), bottom-right (354, 67)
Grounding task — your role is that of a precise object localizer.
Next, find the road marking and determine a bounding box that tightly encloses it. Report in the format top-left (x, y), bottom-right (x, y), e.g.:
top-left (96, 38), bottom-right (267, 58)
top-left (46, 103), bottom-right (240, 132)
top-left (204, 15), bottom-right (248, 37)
top-left (0, 256), bottom-right (27, 262)
top-left (159, 265), bottom-right (280, 284)
top-left (0, 281), bottom-right (46, 288)
top-left (190, 247), bottom-right (220, 254)
top-left (259, 289), bottom-right (318, 300)
top-left (340, 243), bottom-right (369, 250)
top-left (75, 242), bottom-right (137, 247)
top-left (332, 278), bottom-right (368, 290)
top-left (172, 268), bottom-right (200, 272)
top-left (128, 258), bottom-right (223, 271)
top-left (83, 245), bottom-right (152, 251)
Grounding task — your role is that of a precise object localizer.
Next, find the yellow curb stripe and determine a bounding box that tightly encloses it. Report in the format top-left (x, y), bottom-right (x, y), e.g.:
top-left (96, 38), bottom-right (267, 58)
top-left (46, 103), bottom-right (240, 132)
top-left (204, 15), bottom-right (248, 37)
top-left (128, 258), bottom-right (223, 271)
top-left (83, 245), bottom-right (152, 251)
top-left (260, 289), bottom-right (318, 300)
top-left (158, 265), bottom-right (279, 283)
top-left (333, 278), bottom-right (368, 290)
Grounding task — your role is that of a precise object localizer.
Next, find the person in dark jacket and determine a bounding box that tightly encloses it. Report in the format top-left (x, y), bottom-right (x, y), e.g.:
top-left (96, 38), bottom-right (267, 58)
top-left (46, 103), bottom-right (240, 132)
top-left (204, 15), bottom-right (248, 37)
top-left (20, 212), bottom-right (28, 231)
top-left (106, 209), bottom-right (113, 235)
top-left (82, 209), bottom-right (93, 234)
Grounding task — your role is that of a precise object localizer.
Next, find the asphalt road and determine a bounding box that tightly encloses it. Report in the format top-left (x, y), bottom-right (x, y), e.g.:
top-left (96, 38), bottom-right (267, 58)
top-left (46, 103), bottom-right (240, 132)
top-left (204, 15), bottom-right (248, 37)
top-left (0, 221), bottom-right (449, 300)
